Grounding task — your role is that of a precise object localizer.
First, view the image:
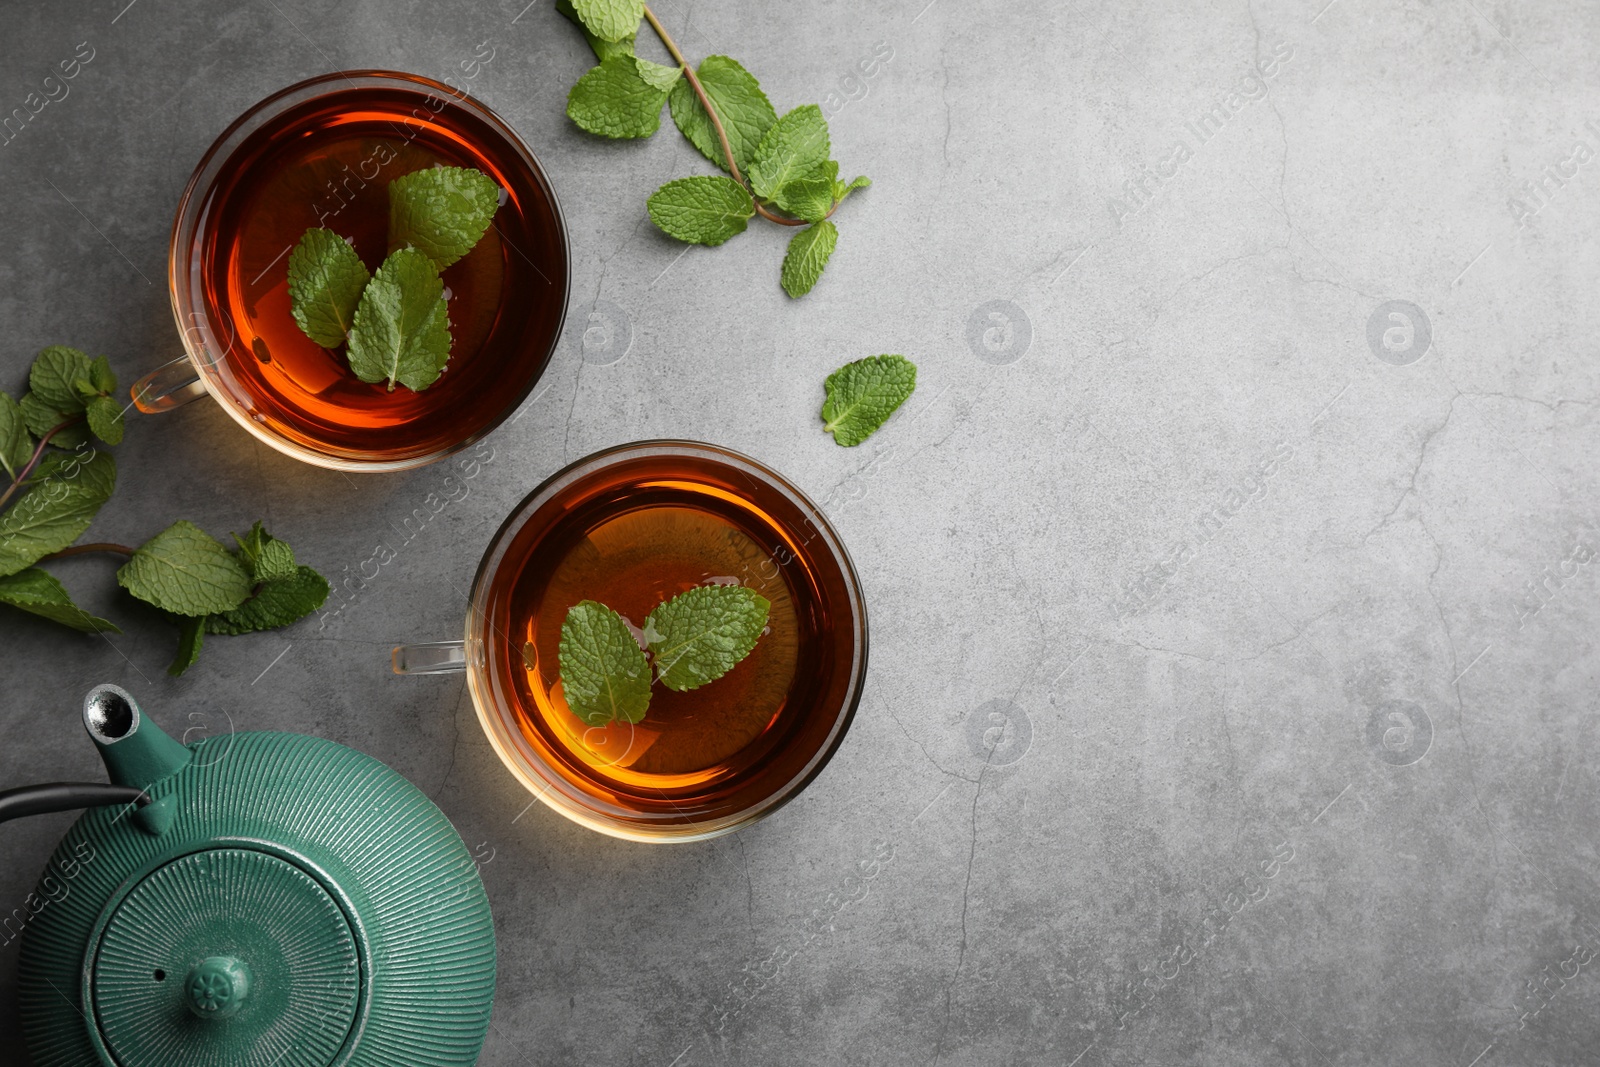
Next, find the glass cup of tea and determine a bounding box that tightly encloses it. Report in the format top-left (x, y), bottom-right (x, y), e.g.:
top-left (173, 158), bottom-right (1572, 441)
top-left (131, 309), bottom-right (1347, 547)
top-left (393, 441), bottom-right (868, 842)
top-left (133, 70), bottom-right (570, 471)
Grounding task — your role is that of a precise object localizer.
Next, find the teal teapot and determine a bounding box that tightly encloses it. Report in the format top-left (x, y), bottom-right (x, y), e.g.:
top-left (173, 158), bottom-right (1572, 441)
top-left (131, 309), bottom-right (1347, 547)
top-left (0, 684), bottom-right (495, 1067)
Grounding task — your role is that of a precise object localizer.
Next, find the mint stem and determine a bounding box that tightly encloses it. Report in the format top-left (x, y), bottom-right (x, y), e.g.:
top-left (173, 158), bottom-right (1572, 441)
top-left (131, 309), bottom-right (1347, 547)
top-left (40, 542), bottom-right (136, 561)
top-left (641, 5), bottom-right (830, 227)
top-left (0, 415), bottom-right (84, 514)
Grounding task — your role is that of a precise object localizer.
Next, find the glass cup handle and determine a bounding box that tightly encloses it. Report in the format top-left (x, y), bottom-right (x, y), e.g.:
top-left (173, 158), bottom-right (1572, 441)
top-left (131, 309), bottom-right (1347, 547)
top-left (131, 355), bottom-right (207, 414)
top-left (392, 640), bottom-right (468, 675)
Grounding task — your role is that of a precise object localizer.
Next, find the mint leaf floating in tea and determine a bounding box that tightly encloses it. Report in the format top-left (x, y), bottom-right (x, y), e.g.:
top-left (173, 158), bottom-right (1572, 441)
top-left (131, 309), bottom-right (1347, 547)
top-left (346, 247), bottom-right (453, 392)
top-left (387, 165), bottom-right (500, 269)
top-left (780, 221), bottom-right (837, 298)
top-left (558, 600), bottom-right (654, 726)
top-left (288, 228), bottom-right (371, 348)
top-left (117, 519), bottom-right (253, 616)
top-left (557, 5), bottom-right (871, 297)
top-left (283, 165), bottom-right (499, 393)
top-left (821, 354), bottom-right (917, 447)
top-left (0, 450), bottom-right (116, 578)
top-left (566, 55), bottom-right (680, 139)
top-left (646, 176), bottom-right (755, 246)
top-left (556, 584), bottom-right (770, 726)
top-left (645, 584), bottom-right (770, 692)
top-left (0, 567), bottom-right (119, 633)
top-left (0, 346), bottom-right (330, 673)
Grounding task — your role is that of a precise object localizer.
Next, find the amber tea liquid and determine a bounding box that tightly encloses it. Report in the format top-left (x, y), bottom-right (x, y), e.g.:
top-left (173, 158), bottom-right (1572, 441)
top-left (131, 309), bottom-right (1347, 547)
top-left (476, 448), bottom-right (864, 832)
top-left (182, 79), bottom-right (566, 463)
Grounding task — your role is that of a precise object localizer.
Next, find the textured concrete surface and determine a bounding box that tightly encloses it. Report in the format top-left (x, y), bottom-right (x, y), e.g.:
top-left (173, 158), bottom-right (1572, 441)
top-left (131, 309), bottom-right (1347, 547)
top-left (3, 1), bottom-right (1600, 1064)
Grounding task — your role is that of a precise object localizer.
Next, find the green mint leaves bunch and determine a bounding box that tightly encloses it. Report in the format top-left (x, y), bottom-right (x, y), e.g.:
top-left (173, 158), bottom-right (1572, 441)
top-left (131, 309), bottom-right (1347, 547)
top-left (0, 346), bottom-right (329, 675)
top-left (557, 583), bottom-right (770, 727)
top-left (558, 0), bottom-right (870, 298)
top-left (287, 166), bottom-right (500, 391)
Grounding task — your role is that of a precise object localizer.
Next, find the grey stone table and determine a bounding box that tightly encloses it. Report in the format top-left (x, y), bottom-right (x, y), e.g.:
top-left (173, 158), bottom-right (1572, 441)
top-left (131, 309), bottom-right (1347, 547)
top-left (3, 1), bottom-right (1598, 1064)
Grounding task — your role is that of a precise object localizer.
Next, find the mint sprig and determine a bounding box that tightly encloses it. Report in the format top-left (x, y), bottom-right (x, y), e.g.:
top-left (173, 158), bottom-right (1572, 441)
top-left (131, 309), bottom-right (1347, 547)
top-left (286, 166), bottom-right (500, 393)
top-left (0, 346), bottom-right (330, 674)
top-left (558, 4), bottom-right (869, 298)
top-left (557, 583), bottom-right (770, 726)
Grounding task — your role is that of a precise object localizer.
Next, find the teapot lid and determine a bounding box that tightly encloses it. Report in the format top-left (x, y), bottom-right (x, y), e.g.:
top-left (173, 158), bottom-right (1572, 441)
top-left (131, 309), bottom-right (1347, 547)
top-left (17, 686), bottom-right (495, 1067)
top-left (91, 849), bottom-right (361, 1066)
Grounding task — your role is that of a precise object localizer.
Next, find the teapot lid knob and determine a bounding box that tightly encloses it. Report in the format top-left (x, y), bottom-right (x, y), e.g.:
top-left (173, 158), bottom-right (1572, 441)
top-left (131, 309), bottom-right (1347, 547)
top-left (183, 956), bottom-right (253, 1020)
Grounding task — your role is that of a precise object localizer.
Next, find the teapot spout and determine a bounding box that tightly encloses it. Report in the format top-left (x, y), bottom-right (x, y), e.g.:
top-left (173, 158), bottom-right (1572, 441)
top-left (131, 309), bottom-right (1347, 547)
top-left (84, 684), bottom-right (191, 794)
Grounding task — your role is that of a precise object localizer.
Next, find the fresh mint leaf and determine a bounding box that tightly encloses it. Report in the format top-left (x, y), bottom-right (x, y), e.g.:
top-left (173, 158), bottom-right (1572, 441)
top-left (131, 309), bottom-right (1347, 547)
top-left (169, 614), bottom-right (205, 676)
top-left (388, 166), bottom-right (501, 270)
top-left (556, 0), bottom-right (637, 61)
top-left (634, 56), bottom-right (683, 92)
top-left (567, 55), bottom-right (674, 139)
top-left (773, 170), bottom-right (835, 223)
top-left (346, 248), bottom-right (452, 392)
top-left (20, 392), bottom-right (88, 450)
top-left (559, 600), bottom-right (653, 726)
top-left (747, 105), bottom-right (830, 201)
top-left (668, 56), bottom-right (775, 174)
top-left (87, 355), bottom-right (116, 395)
top-left (253, 540), bottom-right (296, 582)
top-left (288, 228), bottom-right (370, 348)
top-left (647, 176), bottom-right (755, 246)
top-left (645, 584), bottom-right (770, 692)
top-left (118, 519), bottom-right (252, 616)
top-left (29, 346), bottom-right (93, 414)
top-left (821, 354), bottom-right (917, 446)
top-left (0, 450), bottom-right (115, 578)
top-left (780, 220), bottom-right (837, 298)
top-left (85, 395), bottom-right (124, 446)
top-left (570, 0), bottom-right (643, 43)
top-left (207, 565), bottom-right (329, 635)
top-left (835, 175), bottom-right (871, 202)
top-left (0, 393), bottom-right (33, 480)
top-left (0, 567), bottom-right (119, 633)
top-left (233, 521), bottom-right (297, 583)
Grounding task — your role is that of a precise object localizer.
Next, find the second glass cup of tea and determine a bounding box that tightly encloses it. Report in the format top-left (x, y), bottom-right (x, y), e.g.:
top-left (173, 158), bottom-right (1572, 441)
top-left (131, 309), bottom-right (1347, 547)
top-left (394, 441), bottom-right (868, 842)
top-left (136, 70), bottom-right (569, 471)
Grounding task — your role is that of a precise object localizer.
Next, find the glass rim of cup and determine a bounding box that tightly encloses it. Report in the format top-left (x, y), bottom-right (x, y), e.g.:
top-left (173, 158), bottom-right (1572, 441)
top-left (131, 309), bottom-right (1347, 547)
top-left (166, 68), bottom-right (571, 472)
